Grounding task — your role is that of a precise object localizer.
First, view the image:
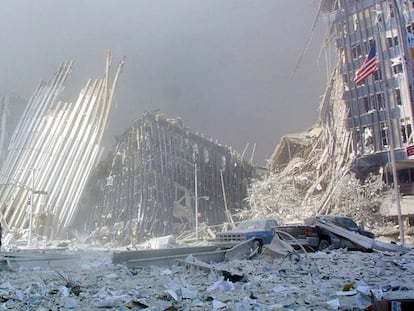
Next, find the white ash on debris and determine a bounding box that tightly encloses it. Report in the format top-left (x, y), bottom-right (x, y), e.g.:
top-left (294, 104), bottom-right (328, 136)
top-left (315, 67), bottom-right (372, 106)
top-left (242, 172), bottom-right (396, 237)
top-left (1, 246), bottom-right (413, 310)
top-left (248, 66), bottom-right (399, 239)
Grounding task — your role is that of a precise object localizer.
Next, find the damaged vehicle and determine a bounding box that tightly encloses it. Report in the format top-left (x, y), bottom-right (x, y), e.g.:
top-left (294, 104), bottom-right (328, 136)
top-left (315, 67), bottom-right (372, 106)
top-left (274, 215), bottom-right (375, 251)
top-left (305, 215), bottom-right (375, 239)
top-left (215, 218), bottom-right (279, 253)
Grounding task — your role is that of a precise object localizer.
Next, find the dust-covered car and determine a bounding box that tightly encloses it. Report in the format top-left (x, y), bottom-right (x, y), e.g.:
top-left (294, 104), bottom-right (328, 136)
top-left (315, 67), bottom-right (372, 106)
top-left (215, 218), bottom-right (279, 252)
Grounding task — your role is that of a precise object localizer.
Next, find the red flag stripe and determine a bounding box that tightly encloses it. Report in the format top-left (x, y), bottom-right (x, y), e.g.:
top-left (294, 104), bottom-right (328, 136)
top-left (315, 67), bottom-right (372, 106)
top-left (354, 56), bottom-right (379, 84)
top-left (354, 44), bottom-right (379, 85)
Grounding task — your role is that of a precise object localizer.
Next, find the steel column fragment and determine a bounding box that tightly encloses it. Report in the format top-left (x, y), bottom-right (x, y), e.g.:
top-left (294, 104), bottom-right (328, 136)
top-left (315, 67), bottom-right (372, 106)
top-left (0, 55), bottom-right (124, 238)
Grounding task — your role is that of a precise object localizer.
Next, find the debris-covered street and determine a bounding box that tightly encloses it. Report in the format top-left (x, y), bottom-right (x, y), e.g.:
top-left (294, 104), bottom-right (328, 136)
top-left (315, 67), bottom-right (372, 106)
top-left (1, 243), bottom-right (414, 310)
top-left (2, 1), bottom-right (414, 310)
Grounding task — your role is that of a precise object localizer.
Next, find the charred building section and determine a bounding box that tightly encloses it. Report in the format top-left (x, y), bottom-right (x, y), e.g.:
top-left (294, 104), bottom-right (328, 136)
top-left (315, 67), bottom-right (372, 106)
top-left (83, 112), bottom-right (255, 244)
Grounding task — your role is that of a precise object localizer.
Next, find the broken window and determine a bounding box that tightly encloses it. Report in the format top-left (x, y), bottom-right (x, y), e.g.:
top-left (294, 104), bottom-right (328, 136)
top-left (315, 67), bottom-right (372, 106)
top-left (363, 96), bottom-right (370, 112)
top-left (408, 124), bottom-right (413, 143)
top-left (387, 35), bottom-right (399, 48)
top-left (393, 63), bottom-right (403, 74)
top-left (352, 42), bottom-right (362, 59)
top-left (377, 93), bottom-right (385, 110)
top-left (408, 22), bottom-right (414, 33)
top-left (394, 35), bottom-right (399, 46)
top-left (388, 3), bottom-right (395, 19)
top-left (363, 126), bottom-right (374, 153)
top-left (394, 89), bottom-right (402, 105)
top-left (342, 72), bottom-right (349, 90)
top-left (371, 4), bottom-right (382, 24)
top-left (380, 122), bottom-right (389, 148)
top-left (401, 120), bottom-right (412, 144)
top-left (352, 13), bottom-right (359, 31)
top-left (373, 69), bottom-right (382, 81)
top-left (402, 125), bottom-right (408, 143)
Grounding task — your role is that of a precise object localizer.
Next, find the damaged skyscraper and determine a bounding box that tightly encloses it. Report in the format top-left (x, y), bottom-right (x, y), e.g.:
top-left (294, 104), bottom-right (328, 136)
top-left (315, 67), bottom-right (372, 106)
top-left (0, 52), bottom-right (254, 245)
top-left (0, 53), bottom-right (125, 242)
top-left (323, 1), bottom-right (414, 206)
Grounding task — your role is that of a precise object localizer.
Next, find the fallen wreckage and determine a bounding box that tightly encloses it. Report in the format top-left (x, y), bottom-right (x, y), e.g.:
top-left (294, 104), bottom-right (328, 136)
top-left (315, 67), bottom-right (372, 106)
top-left (0, 230), bottom-right (411, 310)
top-left (0, 52), bottom-right (125, 241)
top-left (108, 225), bottom-right (410, 309)
top-left (113, 220), bottom-right (408, 269)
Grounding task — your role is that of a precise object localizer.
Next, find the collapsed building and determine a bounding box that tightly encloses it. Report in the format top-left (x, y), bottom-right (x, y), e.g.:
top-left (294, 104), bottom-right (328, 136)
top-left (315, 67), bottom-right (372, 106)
top-left (75, 112), bottom-right (255, 244)
top-left (4, 0), bottom-right (414, 246)
top-left (0, 96), bottom-right (27, 167)
top-left (246, 0), bottom-right (414, 240)
top-left (0, 53), bottom-right (125, 241)
top-left (0, 51), bottom-right (254, 245)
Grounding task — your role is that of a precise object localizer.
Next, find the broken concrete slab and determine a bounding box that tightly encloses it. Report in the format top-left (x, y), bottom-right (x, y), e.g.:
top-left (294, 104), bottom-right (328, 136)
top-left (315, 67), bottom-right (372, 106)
top-left (314, 220), bottom-right (408, 253)
top-left (0, 251), bottom-right (80, 269)
top-left (263, 234), bottom-right (295, 258)
top-left (112, 245), bottom-right (219, 264)
top-left (224, 238), bottom-right (259, 261)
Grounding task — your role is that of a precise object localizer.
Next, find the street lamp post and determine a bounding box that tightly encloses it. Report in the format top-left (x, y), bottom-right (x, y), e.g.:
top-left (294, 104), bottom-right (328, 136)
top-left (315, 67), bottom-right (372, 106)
top-left (28, 168), bottom-right (37, 247)
top-left (194, 158), bottom-right (198, 241)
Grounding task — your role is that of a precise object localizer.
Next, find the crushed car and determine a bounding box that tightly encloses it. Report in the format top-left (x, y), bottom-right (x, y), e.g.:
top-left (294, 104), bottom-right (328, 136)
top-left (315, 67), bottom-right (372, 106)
top-left (215, 218), bottom-right (279, 253)
top-left (274, 215), bottom-right (375, 251)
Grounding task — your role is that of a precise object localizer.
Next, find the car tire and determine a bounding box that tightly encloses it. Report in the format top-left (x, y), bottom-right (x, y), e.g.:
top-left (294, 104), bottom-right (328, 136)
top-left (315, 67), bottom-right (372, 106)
top-left (318, 239), bottom-right (330, 251)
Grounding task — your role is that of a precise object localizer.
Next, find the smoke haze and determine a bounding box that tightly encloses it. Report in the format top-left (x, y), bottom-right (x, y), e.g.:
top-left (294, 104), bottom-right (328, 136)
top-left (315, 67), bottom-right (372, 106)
top-left (0, 0), bottom-right (327, 164)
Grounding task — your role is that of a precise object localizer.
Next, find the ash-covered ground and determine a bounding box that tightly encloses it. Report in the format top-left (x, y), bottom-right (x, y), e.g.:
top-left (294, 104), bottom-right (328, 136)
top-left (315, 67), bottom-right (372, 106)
top-left (1, 243), bottom-right (414, 311)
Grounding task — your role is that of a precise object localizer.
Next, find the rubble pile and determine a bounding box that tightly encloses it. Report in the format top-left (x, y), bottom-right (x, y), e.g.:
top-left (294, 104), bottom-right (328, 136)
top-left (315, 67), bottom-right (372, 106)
top-left (244, 171), bottom-right (392, 232)
top-left (0, 247), bottom-right (413, 310)
top-left (243, 68), bottom-right (393, 233)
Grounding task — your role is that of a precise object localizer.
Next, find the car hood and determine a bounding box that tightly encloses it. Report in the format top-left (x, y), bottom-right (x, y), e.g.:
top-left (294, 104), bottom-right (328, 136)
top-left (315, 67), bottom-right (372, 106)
top-left (217, 229), bottom-right (263, 235)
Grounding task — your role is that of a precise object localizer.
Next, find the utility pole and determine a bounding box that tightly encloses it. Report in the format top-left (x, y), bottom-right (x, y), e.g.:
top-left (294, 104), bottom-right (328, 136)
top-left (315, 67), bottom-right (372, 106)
top-left (193, 147), bottom-right (199, 242)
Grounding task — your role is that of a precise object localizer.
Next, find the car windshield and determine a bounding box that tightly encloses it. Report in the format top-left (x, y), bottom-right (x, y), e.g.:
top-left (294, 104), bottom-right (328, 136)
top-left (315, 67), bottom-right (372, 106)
top-left (237, 219), bottom-right (267, 230)
top-left (336, 217), bottom-right (358, 229)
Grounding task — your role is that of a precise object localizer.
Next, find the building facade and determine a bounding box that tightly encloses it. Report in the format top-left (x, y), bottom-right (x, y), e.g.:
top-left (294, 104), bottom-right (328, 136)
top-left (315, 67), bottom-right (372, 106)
top-left (76, 112), bottom-right (255, 244)
top-left (324, 0), bottom-right (414, 195)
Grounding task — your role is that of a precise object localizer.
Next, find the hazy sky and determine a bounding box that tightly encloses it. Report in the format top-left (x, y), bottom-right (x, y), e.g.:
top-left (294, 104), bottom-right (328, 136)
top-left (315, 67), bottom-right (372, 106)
top-left (0, 0), bottom-right (328, 164)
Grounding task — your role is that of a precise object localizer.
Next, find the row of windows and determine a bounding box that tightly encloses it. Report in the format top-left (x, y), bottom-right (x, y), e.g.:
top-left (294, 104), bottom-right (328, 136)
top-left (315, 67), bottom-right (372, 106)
top-left (342, 57), bottom-right (403, 88)
top-left (356, 121), bottom-right (412, 155)
top-left (357, 89), bottom-right (402, 114)
top-left (341, 4), bottom-right (394, 35)
top-left (337, 2), bottom-right (414, 37)
top-left (351, 35), bottom-right (398, 61)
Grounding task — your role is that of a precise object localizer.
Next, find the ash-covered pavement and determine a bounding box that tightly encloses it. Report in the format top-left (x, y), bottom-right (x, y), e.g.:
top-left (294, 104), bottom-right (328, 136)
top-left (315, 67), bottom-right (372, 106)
top-left (0, 246), bottom-right (414, 310)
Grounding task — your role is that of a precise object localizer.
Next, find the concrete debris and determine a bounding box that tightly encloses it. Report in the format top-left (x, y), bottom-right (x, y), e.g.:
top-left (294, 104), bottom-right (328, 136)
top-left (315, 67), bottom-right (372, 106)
top-left (242, 60), bottom-right (400, 242)
top-left (314, 219), bottom-right (409, 253)
top-left (0, 246), bottom-right (413, 310)
top-left (0, 251), bottom-right (80, 271)
top-left (263, 234), bottom-right (295, 258)
top-left (224, 238), bottom-right (260, 261)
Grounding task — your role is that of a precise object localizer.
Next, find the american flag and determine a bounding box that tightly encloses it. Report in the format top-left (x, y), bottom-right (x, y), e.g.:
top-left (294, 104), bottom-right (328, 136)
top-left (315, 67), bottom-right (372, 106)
top-left (354, 44), bottom-right (379, 85)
